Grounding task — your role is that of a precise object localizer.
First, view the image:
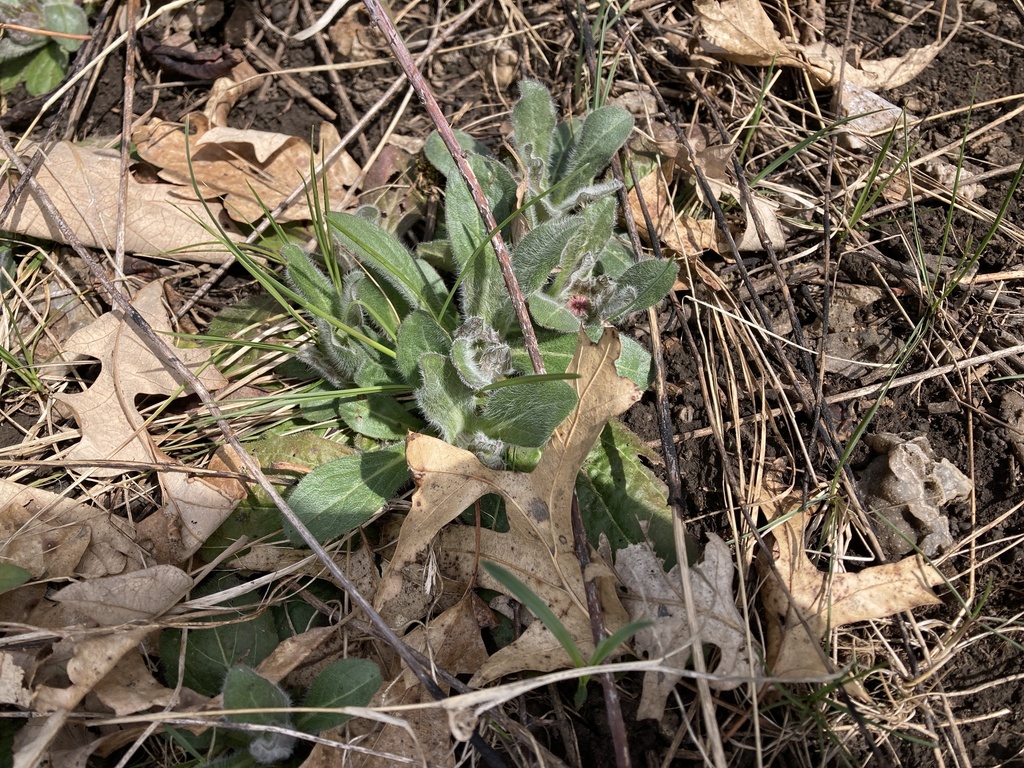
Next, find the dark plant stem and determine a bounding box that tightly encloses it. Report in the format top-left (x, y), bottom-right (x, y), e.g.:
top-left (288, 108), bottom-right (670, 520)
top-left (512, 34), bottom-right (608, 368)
top-left (359, 0), bottom-right (545, 376)
top-left (570, 492), bottom-right (631, 768)
top-left (115, 0), bottom-right (139, 280)
top-left (0, 131), bottom-right (505, 768)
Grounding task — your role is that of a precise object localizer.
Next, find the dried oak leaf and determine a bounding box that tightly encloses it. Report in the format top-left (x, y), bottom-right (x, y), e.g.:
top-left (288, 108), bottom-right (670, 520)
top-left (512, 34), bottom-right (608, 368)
top-left (694, 0), bottom-right (940, 90)
top-left (758, 505), bottom-right (944, 694)
top-left (54, 280), bottom-right (227, 477)
top-left (615, 534), bottom-right (762, 721)
top-left (0, 479), bottom-right (140, 578)
top-left (627, 162), bottom-right (722, 287)
top-left (52, 564), bottom-right (193, 626)
top-left (33, 566), bottom-right (191, 715)
top-left (376, 328), bottom-right (638, 683)
top-left (133, 117), bottom-right (360, 224)
top-left (135, 446), bottom-right (247, 564)
top-left (0, 142), bottom-right (238, 263)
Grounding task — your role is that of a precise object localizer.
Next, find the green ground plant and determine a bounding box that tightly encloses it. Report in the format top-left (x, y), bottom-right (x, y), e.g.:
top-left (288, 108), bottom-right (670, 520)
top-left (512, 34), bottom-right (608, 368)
top-left (222, 79), bottom-right (676, 548)
top-left (0, 0), bottom-right (88, 96)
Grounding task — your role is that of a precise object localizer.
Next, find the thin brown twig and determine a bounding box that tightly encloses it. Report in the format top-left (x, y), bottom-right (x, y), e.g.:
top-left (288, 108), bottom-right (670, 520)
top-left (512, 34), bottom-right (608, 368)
top-left (114, 0), bottom-right (139, 282)
top-left (569, 491), bottom-right (631, 768)
top-left (360, 0), bottom-right (544, 376)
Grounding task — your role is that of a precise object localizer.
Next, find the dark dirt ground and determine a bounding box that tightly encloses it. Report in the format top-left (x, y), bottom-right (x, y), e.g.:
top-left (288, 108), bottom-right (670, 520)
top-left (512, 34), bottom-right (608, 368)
top-left (4, 0), bottom-right (1024, 766)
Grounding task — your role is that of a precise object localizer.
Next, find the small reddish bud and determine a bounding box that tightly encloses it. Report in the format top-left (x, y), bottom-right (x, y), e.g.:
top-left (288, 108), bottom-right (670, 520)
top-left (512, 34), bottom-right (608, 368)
top-left (567, 295), bottom-right (591, 318)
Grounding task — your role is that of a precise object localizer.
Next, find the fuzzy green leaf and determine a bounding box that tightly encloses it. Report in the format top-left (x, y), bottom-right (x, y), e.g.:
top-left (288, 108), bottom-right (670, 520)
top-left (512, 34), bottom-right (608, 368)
top-left (284, 244), bottom-right (337, 318)
top-left (295, 658), bottom-right (382, 734)
top-left (22, 44), bottom-right (66, 96)
top-left (424, 130), bottom-right (494, 178)
top-left (328, 212), bottom-right (447, 317)
top-left (512, 216), bottom-right (585, 296)
top-left (513, 79), bottom-right (557, 191)
top-left (594, 240), bottom-right (635, 281)
top-left (450, 318), bottom-right (511, 390)
top-left (285, 448), bottom-right (409, 545)
top-left (223, 667), bottom-right (292, 729)
top-left (223, 667), bottom-right (296, 764)
top-left (528, 290), bottom-right (581, 332)
top-left (201, 434), bottom-right (358, 559)
top-left (607, 258), bottom-right (677, 320)
top-left (481, 379), bottom-right (577, 447)
top-left (159, 574), bottom-right (278, 697)
top-left (566, 198), bottom-right (617, 266)
top-left (334, 394), bottom-right (422, 440)
top-left (395, 310), bottom-right (452, 384)
top-left (43, 2), bottom-right (88, 52)
top-left (352, 271), bottom-right (404, 340)
top-left (548, 118), bottom-right (583, 184)
top-left (415, 353), bottom-right (476, 442)
top-left (555, 106), bottom-right (633, 200)
top-left (352, 351), bottom-right (402, 389)
top-left (445, 155), bottom-right (517, 326)
top-left (615, 335), bottom-right (654, 388)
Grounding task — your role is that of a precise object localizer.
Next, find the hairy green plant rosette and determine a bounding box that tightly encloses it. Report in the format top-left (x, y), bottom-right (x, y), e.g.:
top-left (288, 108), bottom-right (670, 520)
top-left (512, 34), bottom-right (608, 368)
top-left (221, 80), bottom-right (675, 547)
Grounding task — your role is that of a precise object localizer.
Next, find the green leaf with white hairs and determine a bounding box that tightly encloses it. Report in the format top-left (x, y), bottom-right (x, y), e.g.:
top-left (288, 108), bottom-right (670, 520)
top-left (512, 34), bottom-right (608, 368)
top-left (449, 317), bottom-right (511, 390)
top-left (328, 211), bottom-right (447, 317)
top-left (424, 129), bottom-right (494, 178)
top-left (481, 379), bottom-right (577, 447)
top-left (22, 44), bottom-right (68, 97)
top-left (512, 216), bottom-right (585, 296)
top-left (295, 658), bottom-right (381, 734)
top-left (548, 118), bottom-right (584, 185)
top-left (445, 155), bottom-right (518, 326)
top-left (285, 448), bottom-right (409, 545)
top-left (352, 271), bottom-right (404, 340)
top-left (615, 335), bottom-right (654, 388)
top-left (284, 244), bottom-right (337, 318)
top-left (550, 178), bottom-right (622, 215)
top-left (594, 240), bottom-right (635, 281)
top-left (222, 667), bottom-right (295, 764)
top-left (43, 2), bottom-right (88, 52)
top-left (223, 667), bottom-right (292, 729)
top-left (513, 79), bottom-right (557, 191)
top-left (415, 353), bottom-right (476, 443)
top-left (528, 290), bottom-right (582, 332)
top-left (333, 394), bottom-right (422, 440)
top-left (395, 310), bottom-right (452, 384)
top-left (567, 197), bottom-right (616, 264)
top-left (606, 258), bottom-right (677, 320)
top-left (580, 420), bottom-right (675, 563)
top-left (555, 106), bottom-right (633, 200)
top-left (451, 336), bottom-right (505, 390)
